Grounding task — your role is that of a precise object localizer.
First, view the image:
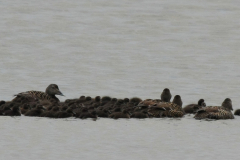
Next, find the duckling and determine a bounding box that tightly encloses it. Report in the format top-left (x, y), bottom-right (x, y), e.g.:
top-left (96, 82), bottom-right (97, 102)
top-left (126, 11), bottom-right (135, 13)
top-left (79, 110), bottom-right (97, 119)
top-left (25, 105), bottom-right (45, 117)
top-left (100, 96), bottom-right (112, 106)
top-left (75, 96), bottom-right (86, 105)
top-left (101, 97), bottom-right (116, 110)
top-left (0, 101), bottom-right (6, 107)
top-left (0, 102), bottom-right (15, 110)
top-left (41, 106), bottom-right (60, 118)
top-left (129, 97), bottom-right (142, 106)
top-left (161, 88), bottom-right (172, 102)
top-left (131, 110), bottom-right (149, 119)
top-left (20, 103), bottom-right (31, 114)
top-left (0, 106), bottom-right (11, 115)
top-left (96, 108), bottom-right (110, 118)
top-left (183, 99), bottom-right (206, 114)
top-left (57, 108), bottom-right (75, 118)
top-left (3, 105), bottom-right (21, 116)
top-left (123, 98), bottom-right (129, 103)
top-left (109, 110), bottom-right (130, 119)
top-left (234, 109), bottom-right (240, 116)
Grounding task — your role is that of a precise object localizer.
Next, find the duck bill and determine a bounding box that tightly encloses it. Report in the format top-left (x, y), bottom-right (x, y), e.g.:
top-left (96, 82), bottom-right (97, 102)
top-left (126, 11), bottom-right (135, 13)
top-left (56, 90), bottom-right (64, 96)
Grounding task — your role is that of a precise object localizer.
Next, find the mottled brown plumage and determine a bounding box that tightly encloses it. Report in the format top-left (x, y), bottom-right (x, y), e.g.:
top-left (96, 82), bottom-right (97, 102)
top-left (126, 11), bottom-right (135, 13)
top-left (138, 99), bottom-right (157, 107)
top-left (129, 97), bottom-right (142, 106)
top-left (14, 84), bottom-right (64, 102)
top-left (148, 95), bottom-right (184, 118)
top-left (194, 98), bottom-right (234, 120)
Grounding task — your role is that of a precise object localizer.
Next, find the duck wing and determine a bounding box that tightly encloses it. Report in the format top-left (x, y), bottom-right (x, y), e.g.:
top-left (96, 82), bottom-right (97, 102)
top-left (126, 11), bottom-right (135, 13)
top-left (194, 106), bottom-right (234, 120)
top-left (148, 102), bottom-right (184, 118)
top-left (15, 91), bottom-right (54, 101)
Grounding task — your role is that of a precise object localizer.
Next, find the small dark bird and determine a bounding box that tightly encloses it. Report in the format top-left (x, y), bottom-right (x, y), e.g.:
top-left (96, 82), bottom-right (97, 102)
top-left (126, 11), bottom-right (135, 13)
top-left (20, 104), bottom-right (31, 114)
top-left (96, 109), bottom-right (110, 118)
top-left (129, 97), bottom-right (142, 106)
top-left (183, 99), bottom-right (206, 114)
top-left (0, 106), bottom-right (11, 115)
top-left (3, 105), bottom-right (21, 116)
top-left (41, 106), bottom-right (60, 118)
top-left (109, 110), bottom-right (130, 119)
top-left (57, 108), bottom-right (75, 118)
top-left (234, 109), bottom-right (240, 116)
top-left (79, 110), bottom-right (97, 119)
top-left (101, 96), bottom-right (112, 106)
top-left (25, 105), bottom-right (45, 117)
top-left (131, 110), bottom-right (149, 119)
top-left (0, 101), bottom-right (6, 107)
top-left (161, 88), bottom-right (172, 102)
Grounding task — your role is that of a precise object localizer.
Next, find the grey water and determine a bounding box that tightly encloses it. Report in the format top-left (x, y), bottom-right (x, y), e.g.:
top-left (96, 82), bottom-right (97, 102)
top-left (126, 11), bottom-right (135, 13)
top-left (0, 0), bottom-right (240, 159)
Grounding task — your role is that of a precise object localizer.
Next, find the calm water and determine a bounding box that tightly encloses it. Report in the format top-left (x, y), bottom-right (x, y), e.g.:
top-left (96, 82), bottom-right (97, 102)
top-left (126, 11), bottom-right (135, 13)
top-left (1, 0), bottom-right (240, 159)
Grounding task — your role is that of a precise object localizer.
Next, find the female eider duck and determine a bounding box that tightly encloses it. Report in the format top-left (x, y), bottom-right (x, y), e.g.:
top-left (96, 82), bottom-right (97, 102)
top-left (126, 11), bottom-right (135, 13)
top-left (14, 84), bottom-right (64, 103)
top-left (183, 99), bottom-right (206, 114)
top-left (148, 95), bottom-right (184, 118)
top-left (194, 98), bottom-right (234, 120)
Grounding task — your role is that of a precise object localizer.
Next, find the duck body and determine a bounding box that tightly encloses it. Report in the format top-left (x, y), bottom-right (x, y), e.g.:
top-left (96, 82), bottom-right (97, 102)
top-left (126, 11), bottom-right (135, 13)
top-left (131, 110), bottom-right (149, 118)
top-left (109, 110), bottom-right (130, 119)
top-left (194, 98), bottom-right (234, 120)
top-left (0, 106), bottom-right (11, 115)
top-left (57, 109), bottom-right (75, 118)
top-left (194, 106), bottom-right (234, 120)
top-left (41, 106), bottom-right (60, 118)
top-left (148, 95), bottom-right (184, 118)
top-left (148, 102), bottom-right (184, 118)
top-left (14, 84), bottom-right (64, 103)
top-left (3, 106), bottom-right (21, 116)
top-left (20, 104), bottom-right (31, 115)
top-left (183, 99), bottom-right (206, 114)
top-left (234, 109), bottom-right (240, 116)
top-left (96, 109), bottom-right (110, 118)
top-left (25, 105), bottom-right (45, 117)
top-left (78, 111), bottom-right (97, 119)
top-left (161, 88), bottom-right (172, 102)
